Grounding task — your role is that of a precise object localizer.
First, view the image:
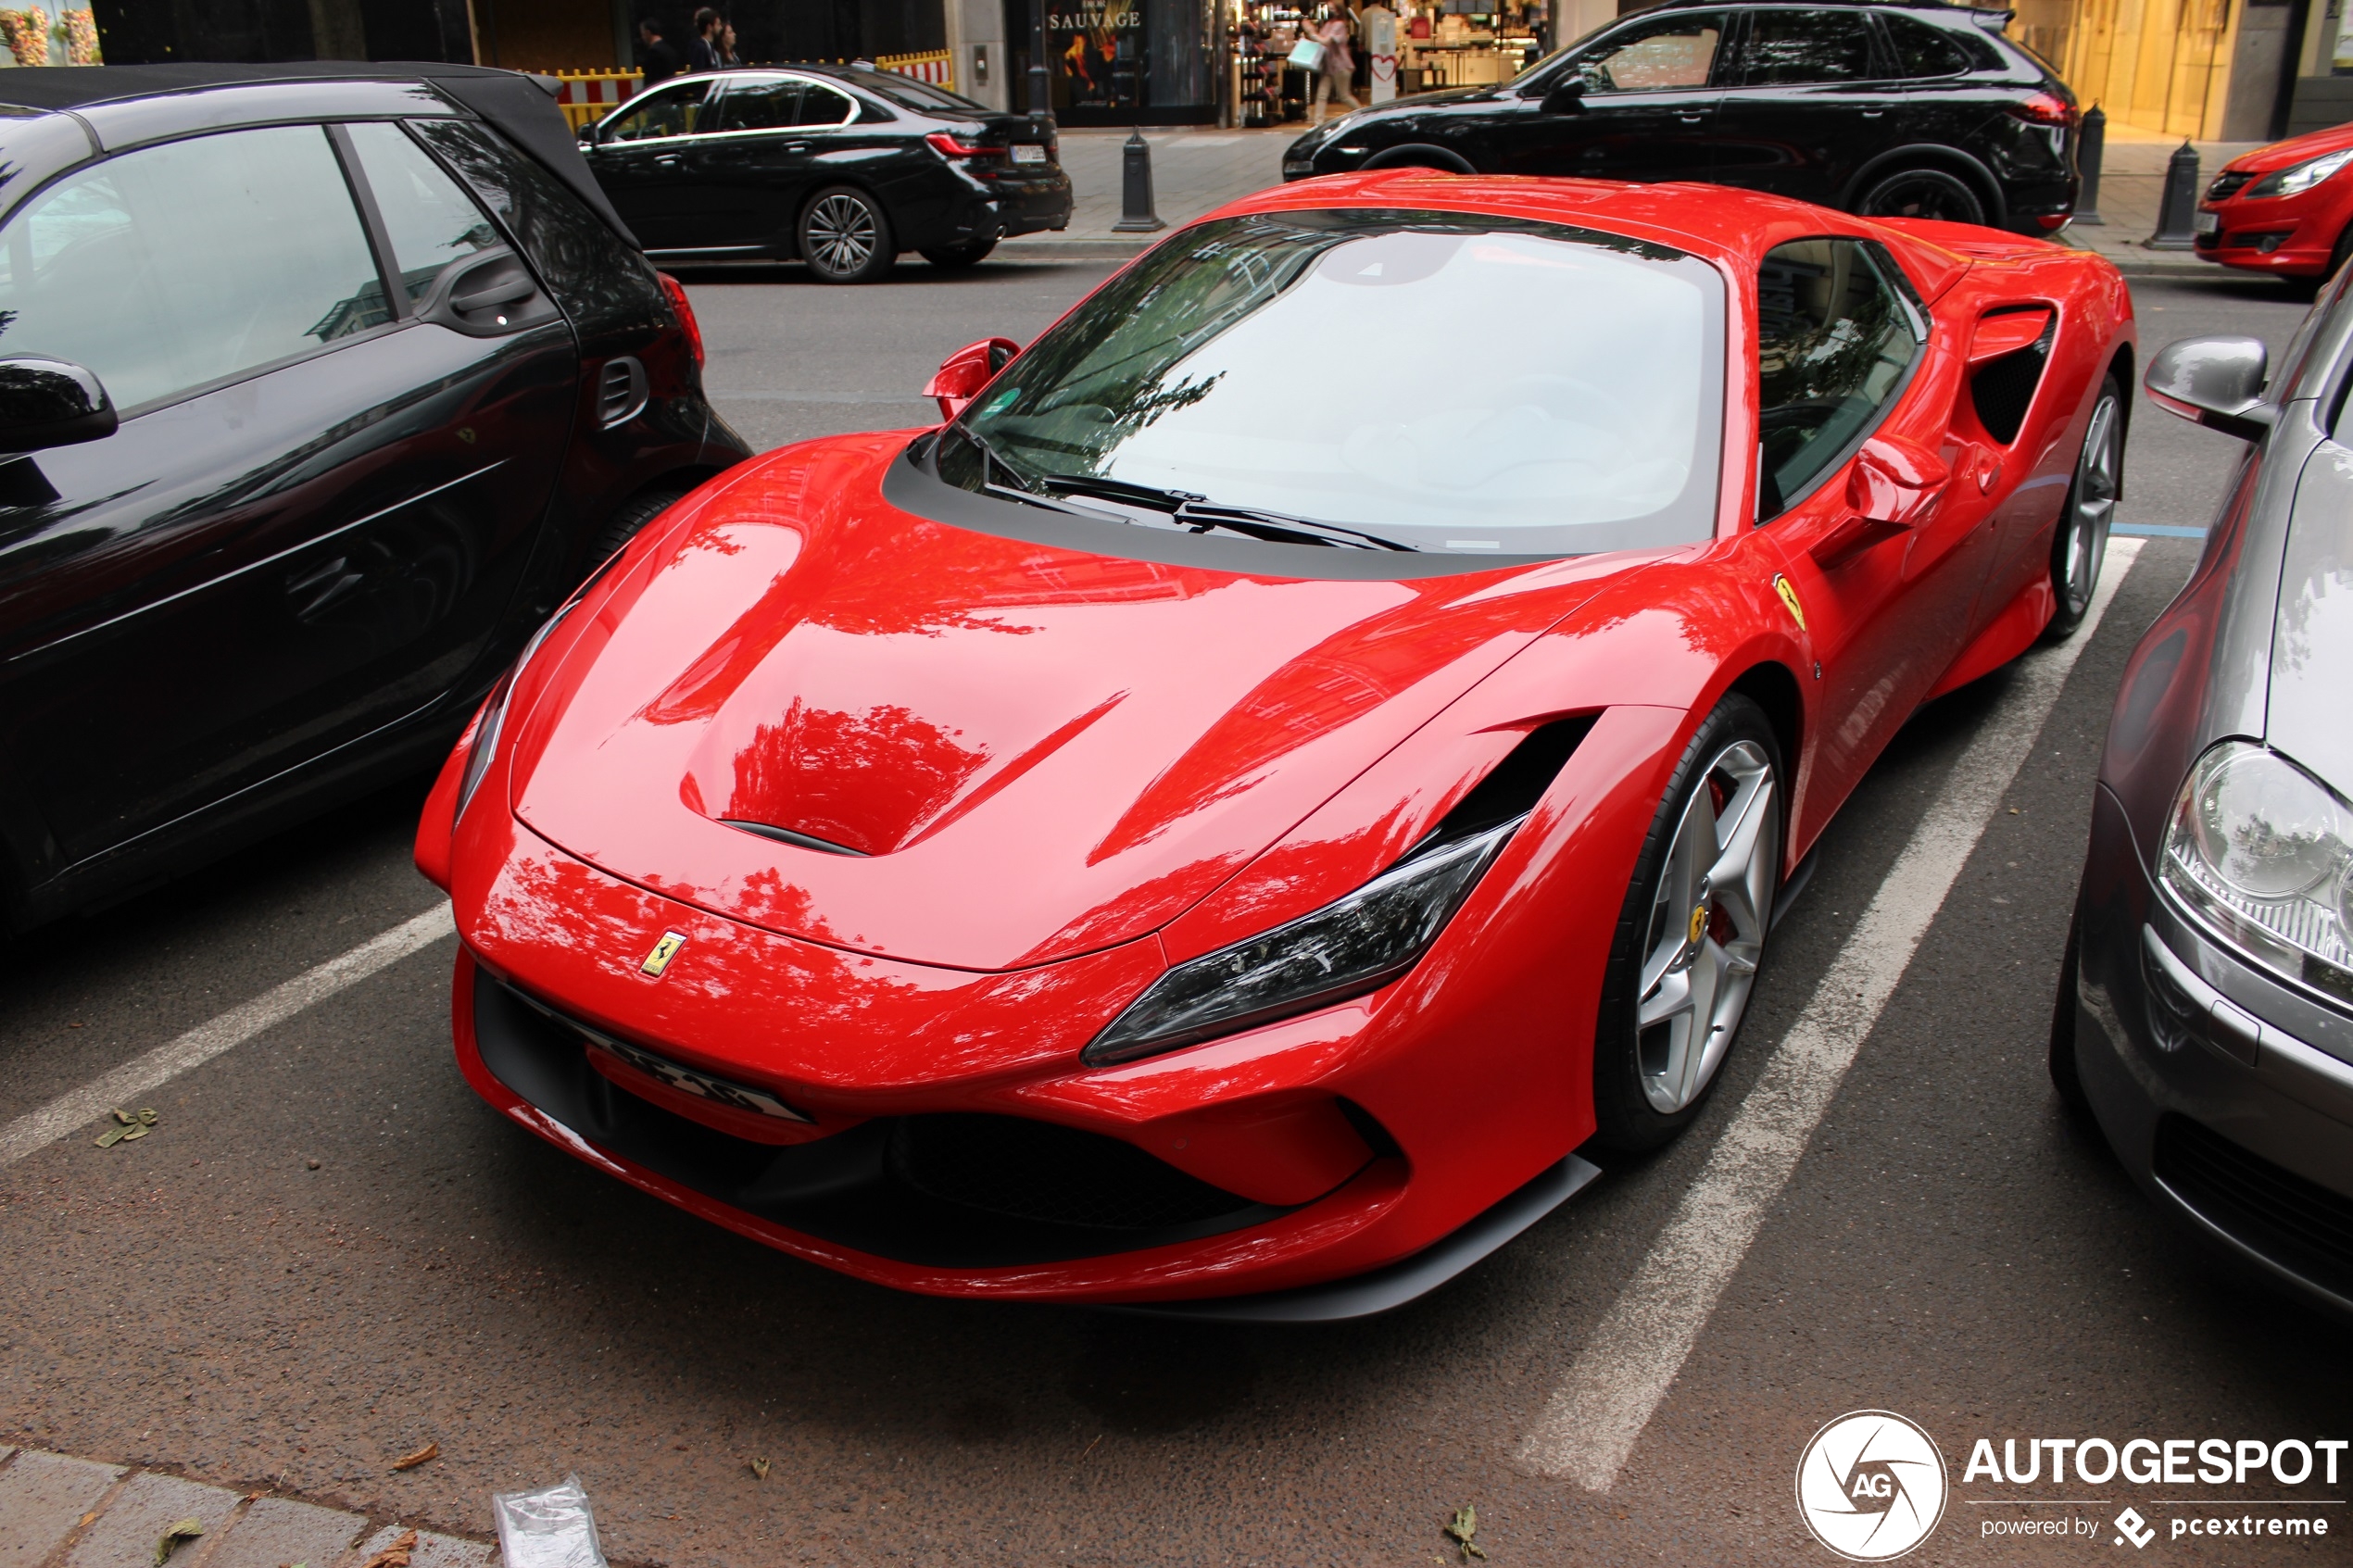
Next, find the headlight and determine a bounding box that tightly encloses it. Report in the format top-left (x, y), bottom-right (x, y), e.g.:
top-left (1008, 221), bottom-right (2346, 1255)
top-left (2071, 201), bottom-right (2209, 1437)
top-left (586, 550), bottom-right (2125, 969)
top-left (2159, 740), bottom-right (2353, 1005)
top-left (455, 602), bottom-right (577, 821)
top-left (1083, 816), bottom-right (1522, 1066)
top-left (2246, 147), bottom-right (2353, 198)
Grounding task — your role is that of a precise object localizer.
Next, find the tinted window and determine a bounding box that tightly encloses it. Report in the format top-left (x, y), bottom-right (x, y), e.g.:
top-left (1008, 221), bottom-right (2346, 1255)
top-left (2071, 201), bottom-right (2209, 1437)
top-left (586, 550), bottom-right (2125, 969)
top-left (346, 121), bottom-right (499, 304)
top-left (1578, 13), bottom-right (1726, 92)
top-left (855, 74), bottom-right (989, 113)
top-left (0, 125), bottom-right (385, 411)
top-left (1755, 238), bottom-right (1920, 517)
top-left (944, 209), bottom-right (1724, 557)
top-left (715, 75), bottom-right (803, 131)
top-left (1881, 14), bottom-right (1972, 78)
top-left (1738, 9), bottom-right (1880, 85)
top-left (603, 80), bottom-right (713, 140)
top-left (797, 83), bottom-right (857, 126)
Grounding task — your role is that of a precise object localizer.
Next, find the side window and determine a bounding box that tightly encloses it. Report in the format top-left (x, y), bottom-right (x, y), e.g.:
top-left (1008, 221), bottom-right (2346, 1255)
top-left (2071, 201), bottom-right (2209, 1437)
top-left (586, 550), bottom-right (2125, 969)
top-left (345, 121), bottom-right (499, 305)
top-left (0, 124), bottom-right (385, 412)
top-left (715, 76), bottom-right (804, 131)
top-left (1881, 14), bottom-right (1972, 79)
top-left (603, 80), bottom-right (714, 141)
top-left (1578, 14), bottom-right (1726, 92)
top-left (1755, 238), bottom-right (1921, 519)
top-left (795, 83), bottom-right (857, 126)
top-left (1736, 9), bottom-right (1881, 85)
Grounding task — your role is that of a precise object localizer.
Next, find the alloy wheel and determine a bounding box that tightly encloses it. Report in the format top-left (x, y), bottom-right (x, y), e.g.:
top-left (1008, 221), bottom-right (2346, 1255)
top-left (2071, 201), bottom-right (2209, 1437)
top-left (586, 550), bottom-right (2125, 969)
top-left (2060, 393), bottom-right (2120, 618)
top-left (806, 194), bottom-right (878, 277)
top-left (1636, 738), bottom-right (1780, 1114)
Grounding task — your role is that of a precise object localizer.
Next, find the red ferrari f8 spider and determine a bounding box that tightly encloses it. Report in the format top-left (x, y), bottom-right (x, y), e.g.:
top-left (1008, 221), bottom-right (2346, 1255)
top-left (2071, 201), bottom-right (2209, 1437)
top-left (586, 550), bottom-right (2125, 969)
top-left (416, 173), bottom-right (2133, 1319)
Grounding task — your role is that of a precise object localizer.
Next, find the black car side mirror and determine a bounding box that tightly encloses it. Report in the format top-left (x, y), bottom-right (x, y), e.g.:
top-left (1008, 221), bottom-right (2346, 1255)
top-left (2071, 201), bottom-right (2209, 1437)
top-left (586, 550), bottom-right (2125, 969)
top-left (576, 121), bottom-right (599, 145)
top-left (1539, 78), bottom-right (1588, 115)
top-left (2146, 334), bottom-right (2271, 441)
top-left (0, 357), bottom-right (117, 456)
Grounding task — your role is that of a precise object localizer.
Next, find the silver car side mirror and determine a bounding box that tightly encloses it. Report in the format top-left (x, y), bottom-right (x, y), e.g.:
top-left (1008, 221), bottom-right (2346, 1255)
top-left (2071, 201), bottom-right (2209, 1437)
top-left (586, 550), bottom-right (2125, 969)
top-left (2145, 334), bottom-right (2272, 441)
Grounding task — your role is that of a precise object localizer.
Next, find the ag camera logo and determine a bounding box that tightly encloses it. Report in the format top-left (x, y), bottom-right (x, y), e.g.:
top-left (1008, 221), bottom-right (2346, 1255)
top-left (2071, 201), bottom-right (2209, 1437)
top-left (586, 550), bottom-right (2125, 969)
top-left (1796, 1410), bottom-right (1949, 1561)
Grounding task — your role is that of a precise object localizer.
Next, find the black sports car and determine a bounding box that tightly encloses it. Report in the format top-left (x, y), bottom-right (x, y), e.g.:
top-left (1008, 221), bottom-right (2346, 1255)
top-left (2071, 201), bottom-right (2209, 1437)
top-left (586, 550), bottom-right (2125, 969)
top-left (579, 64), bottom-right (1075, 282)
top-left (0, 62), bottom-right (749, 934)
top-left (2057, 289), bottom-right (2353, 1318)
top-left (1284, 0), bottom-right (2079, 234)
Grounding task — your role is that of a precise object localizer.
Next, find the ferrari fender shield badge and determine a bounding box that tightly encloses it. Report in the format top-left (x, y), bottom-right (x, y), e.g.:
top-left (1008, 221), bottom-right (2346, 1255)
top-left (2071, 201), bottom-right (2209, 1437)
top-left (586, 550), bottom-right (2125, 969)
top-left (1772, 573), bottom-right (1806, 632)
top-left (640, 930), bottom-right (686, 977)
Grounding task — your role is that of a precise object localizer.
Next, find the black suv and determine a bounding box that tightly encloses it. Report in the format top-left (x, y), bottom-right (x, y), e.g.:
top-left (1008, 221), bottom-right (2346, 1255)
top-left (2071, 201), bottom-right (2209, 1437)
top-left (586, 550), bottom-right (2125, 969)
top-left (0, 62), bottom-right (749, 932)
top-left (581, 63), bottom-right (1075, 283)
top-left (1284, 0), bottom-right (2078, 233)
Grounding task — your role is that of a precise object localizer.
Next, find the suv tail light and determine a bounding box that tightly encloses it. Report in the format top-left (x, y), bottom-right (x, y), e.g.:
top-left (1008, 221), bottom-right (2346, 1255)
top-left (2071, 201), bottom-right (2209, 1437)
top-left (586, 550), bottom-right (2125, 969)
top-left (2006, 92), bottom-right (2076, 128)
top-left (658, 271), bottom-right (703, 370)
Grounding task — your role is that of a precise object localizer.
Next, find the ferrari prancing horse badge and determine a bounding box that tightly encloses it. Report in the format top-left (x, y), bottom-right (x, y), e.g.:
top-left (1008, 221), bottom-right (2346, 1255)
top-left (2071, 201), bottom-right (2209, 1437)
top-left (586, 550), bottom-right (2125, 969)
top-left (1772, 573), bottom-right (1806, 632)
top-left (640, 930), bottom-right (686, 977)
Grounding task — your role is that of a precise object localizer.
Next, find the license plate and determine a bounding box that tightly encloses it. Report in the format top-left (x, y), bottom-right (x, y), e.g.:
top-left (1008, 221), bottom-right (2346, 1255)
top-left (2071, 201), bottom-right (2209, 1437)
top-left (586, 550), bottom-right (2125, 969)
top-left (2196, 209), bottom-right (2220, 235)
top-left (1011, 144), bottom-right (1048, 164)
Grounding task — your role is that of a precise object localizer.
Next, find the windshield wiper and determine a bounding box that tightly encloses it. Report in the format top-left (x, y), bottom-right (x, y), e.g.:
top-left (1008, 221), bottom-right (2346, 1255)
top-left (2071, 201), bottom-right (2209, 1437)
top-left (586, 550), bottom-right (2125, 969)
top-left (946, 426), bottom-right (1139, 524)
top-left (1038, 473), bottom-right (1418, 552)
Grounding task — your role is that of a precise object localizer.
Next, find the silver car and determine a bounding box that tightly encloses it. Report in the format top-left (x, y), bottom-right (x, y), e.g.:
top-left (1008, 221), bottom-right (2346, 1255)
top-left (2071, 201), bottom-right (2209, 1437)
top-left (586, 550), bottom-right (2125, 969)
top-left (2056, 276), bottom-right (2353, 1319)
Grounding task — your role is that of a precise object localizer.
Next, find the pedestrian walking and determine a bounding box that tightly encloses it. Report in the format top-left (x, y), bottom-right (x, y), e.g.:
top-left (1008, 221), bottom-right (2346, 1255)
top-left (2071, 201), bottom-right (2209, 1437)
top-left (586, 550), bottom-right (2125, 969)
top-left (636, 16), bottom-right (683, 86)
top-left (686, 7), bottom-right (723, 73)
top-left (1310, 6), bottom-right (1358, 124)
top-left (717, 19), bottom-right (742, 68)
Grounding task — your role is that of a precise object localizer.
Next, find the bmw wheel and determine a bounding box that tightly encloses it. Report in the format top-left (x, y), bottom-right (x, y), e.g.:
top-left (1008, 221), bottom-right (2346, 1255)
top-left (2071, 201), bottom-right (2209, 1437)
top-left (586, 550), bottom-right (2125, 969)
top-left (1592, 695), bottom-right (1783, 1152)
top-left (1856, 166), bottom-right (1986, 227)
top-left (2043, 373), bottom-right (2121, 642)
top-left (799, 186), bottom-right (895, 284)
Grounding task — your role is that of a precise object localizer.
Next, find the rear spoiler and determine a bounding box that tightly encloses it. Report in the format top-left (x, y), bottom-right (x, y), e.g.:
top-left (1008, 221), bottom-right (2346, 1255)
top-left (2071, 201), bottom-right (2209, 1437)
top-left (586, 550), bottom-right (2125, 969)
top-left (1970, 6), bottom-right (2016, 30)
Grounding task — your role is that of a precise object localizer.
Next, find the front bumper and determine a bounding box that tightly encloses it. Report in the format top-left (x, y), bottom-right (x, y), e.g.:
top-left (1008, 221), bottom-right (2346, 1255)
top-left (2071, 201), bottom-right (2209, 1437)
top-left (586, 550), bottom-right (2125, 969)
top-left (2073, 784), bottom-right (2353, 1317)
top-left (2194, 194), bottom-right (2346, 276)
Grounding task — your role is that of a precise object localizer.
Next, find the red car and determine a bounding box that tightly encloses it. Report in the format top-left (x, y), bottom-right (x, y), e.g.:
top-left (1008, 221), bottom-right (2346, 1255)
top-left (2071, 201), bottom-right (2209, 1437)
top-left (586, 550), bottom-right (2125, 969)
top-left (415, 175), bottom-right (2133, 1317)
top-left (2196, 122), bottom-right (2353, 279)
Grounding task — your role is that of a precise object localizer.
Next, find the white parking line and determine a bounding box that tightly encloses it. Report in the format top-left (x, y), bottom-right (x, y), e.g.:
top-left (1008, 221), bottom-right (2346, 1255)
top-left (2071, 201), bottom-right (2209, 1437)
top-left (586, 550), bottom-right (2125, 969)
top-left (1516, 539), bottom-right (2145, 1490)
top-left (0, 902), bottom-right (456, 1169)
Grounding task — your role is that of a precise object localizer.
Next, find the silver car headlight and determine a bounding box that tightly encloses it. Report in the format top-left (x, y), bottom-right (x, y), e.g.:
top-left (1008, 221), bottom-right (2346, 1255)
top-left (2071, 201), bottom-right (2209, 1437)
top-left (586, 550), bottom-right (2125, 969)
top-left (1082, 815), bottom-right (1523, 1066)
top-left (2246, 147), bottom-right (2353, 198)
top-left (2158, 740), bottom-right (2353, 1004)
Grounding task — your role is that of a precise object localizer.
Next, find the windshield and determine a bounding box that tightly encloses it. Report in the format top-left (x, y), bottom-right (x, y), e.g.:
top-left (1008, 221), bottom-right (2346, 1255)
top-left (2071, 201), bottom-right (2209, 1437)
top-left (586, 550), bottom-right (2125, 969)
top-left (937, 209), bottom-right (1723, 557)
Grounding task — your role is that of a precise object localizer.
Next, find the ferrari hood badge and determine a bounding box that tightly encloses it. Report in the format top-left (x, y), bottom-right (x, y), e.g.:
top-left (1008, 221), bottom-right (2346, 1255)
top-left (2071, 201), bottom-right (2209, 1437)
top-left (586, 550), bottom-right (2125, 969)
top-left (1772, 573), bottom-right (1807, 632)
top-left (640, 930), bottom-right (686, 977)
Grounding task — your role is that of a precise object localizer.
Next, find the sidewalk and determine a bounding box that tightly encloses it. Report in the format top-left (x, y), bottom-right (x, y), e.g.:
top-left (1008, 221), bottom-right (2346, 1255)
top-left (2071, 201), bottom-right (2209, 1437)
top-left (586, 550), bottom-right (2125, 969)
top-left (0, 1446), bottom-right (493, 1568)
top-left (1003, 122), bottom-right (2268, 283)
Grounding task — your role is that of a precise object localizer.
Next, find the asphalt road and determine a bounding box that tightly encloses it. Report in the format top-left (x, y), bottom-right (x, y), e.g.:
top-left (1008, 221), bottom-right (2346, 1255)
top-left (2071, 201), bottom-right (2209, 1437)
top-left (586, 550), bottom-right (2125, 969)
top-left (1, 262), bottom-right (2344, 1568)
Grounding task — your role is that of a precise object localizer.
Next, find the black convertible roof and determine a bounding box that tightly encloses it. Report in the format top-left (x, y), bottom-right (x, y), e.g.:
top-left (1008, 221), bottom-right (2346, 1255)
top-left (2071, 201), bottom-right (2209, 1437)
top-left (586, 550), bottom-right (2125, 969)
top-left (0, 61), bottom-right (635, 245)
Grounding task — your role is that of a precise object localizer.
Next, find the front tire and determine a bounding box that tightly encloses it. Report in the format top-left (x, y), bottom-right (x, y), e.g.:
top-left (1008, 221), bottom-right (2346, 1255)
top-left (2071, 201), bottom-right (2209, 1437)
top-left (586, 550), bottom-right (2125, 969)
top-left (1592, 696), bottom-right (1784, 1153)
top-left (799, 186), bottom-right (895, 284)
top-left (1856, 166), bottom-right (1987, 226)
top-left (2042, 373), bottom-right (2121, 642)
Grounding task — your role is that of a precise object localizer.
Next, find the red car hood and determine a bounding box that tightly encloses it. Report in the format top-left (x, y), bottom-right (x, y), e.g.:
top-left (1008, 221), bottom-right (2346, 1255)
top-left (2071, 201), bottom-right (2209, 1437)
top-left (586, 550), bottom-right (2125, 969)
top-left (2227, 122), bottom-right (2353, 174)
top-left (510, 434), bottom-right (1649, 972)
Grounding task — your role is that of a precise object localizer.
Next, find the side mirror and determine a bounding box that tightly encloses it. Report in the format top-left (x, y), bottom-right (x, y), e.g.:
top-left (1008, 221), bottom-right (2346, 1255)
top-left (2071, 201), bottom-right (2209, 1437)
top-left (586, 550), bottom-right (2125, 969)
top-left (1539, 78), bottom-right (1588, 115)
top-left (923, 335), bottom-right (1021, 421)
top-left (576, 121), bottom-right (598, 145)
top-left (0, 357), bottom-right (116, 456)
top-left (2146, 334), bottom-right (2271, 441)
top-left (1815, 434), bottom-right (1948, 570)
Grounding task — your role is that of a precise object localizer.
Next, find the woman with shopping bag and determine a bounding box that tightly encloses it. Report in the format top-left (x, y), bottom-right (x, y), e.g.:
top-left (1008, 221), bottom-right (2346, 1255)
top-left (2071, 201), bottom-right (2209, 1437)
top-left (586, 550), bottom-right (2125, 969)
top-left (1300, 7), bottom-right (1358, 124)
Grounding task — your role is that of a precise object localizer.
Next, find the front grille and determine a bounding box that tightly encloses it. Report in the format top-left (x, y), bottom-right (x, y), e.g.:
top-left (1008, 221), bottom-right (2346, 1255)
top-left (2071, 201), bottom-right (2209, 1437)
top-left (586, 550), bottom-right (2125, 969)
top-left (2153, 1114), bottom-right (2353, 1299)
top-left (1969, 314), bottom-right (2054, 445)
top-left (2207, 170), bottom-right (2254, 202)
top-left (470, 972), bottom-right (1282, 1267)
top-left (891, 1114), bottom-right (1248, 1233)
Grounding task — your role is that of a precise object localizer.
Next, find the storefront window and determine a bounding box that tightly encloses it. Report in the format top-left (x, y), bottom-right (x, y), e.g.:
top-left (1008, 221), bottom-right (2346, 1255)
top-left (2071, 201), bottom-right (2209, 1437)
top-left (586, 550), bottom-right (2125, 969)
top-left (1014, 0), bottom-right (1217, 123)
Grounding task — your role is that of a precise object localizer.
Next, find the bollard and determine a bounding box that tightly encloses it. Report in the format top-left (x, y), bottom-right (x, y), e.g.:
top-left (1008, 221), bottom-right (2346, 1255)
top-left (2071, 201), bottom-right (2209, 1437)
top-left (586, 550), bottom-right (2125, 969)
top-left (1113, 127), bottom-right (1165, 232)
top-left (2145, 139), bottom-right (2200, 249)
top-left (2075, 103), bottom-right (2106, 225)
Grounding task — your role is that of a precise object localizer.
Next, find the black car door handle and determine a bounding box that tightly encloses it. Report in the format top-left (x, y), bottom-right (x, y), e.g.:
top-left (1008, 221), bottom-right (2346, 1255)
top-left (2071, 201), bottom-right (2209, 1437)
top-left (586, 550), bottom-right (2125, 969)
top-left (450, 273), bottom-right (534, 313)
top-left (784, 141), bottom-right (811, 153)
top-left (1677, 111), bottom-right (1705, 124)
top-left (654, 153), bottom-right (682, 169)
top-left (1860, 108), bottom-right (1886, 119)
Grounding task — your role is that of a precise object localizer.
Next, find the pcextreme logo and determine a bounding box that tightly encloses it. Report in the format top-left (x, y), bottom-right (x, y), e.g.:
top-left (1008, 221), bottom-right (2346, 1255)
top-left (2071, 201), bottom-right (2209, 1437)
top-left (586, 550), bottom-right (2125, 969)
top-left (1795, 1410), bottom-right (1949, 1562)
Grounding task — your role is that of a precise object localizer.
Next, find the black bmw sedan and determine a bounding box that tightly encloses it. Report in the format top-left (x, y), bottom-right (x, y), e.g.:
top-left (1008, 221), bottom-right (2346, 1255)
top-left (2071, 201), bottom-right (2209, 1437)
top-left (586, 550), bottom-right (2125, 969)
top-left (2056, 289), bottom-right (2353, 1318)
top-left (1284, 0), bottom-right (2078, 234)
top-left (579, 64), bottom-right (1075, 282)
top-left (0, 62), bottom-right (748, 934)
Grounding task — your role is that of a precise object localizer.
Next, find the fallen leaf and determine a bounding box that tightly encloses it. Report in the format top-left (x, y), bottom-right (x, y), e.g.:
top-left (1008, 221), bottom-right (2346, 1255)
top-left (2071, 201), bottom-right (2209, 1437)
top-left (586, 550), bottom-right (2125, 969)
top-left (120, 1125), bottom-right (148, 1142)
top-left (359, 1527), bottom-right (417, 1568)
top-left (748, 1456), bottom-right (771, 1480)
top-left (94, 1127), bottom-right (128, 1148)
top-left (390, 1441), bottom-right (438, 1471)
top-left (77, 1512), bottom-right (96, 1529)
top-left (111, 1110), bottom-right (134, 1126)
top-left (138, 1108), bottom-right (158, 1125)
top-left (153, 1517), bottom-right (204, 1564)
top-left (1443, 1504), bottom-right (1487, 1562)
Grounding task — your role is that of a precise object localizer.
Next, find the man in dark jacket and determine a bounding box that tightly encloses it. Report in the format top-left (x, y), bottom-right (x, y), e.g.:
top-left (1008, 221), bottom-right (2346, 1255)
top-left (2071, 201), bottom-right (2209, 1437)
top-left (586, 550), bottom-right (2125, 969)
top-left (637, 18), bottom-right (683, 86)
top-left (686, 8), bottom-right (723, 72)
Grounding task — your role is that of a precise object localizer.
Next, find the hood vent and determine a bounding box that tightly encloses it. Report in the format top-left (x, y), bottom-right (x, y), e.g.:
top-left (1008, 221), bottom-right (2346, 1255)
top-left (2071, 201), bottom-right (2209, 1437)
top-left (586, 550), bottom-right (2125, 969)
top-left (598, 356), bottom-right (648, 429)
top-left (1969, 315), bottom-right (2054, 446)
top-left (1421, 714), bottom-right (1597, 848)
top-left (722, 819), bottom-right (871, 857)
